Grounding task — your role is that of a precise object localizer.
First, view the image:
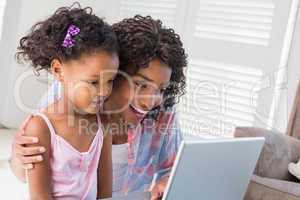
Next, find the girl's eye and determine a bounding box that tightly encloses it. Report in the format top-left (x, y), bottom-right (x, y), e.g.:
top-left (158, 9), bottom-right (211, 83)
top-left (141, 85), bottom-right (147, 89)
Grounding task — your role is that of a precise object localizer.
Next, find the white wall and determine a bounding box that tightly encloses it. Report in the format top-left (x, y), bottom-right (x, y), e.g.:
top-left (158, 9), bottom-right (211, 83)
top-left (0, 0), bottom-right (6, 128)
top-left (0, 0), bottom-right (5, 38)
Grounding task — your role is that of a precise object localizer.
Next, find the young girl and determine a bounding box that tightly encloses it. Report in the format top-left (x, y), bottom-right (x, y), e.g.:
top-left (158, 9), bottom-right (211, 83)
top-left (16, 4), bottom-right (119, 200)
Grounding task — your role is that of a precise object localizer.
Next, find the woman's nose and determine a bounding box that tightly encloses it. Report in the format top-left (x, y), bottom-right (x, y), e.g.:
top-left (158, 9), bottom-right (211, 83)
top-left (137, 92), bottom-right (163, 111)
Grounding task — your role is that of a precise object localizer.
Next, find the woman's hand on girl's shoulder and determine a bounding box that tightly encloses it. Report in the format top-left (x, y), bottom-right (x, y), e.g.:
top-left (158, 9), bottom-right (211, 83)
top-left (23, 115), bottom-right (53, 200)
top-left (12, 115), bottom-right (46, 169)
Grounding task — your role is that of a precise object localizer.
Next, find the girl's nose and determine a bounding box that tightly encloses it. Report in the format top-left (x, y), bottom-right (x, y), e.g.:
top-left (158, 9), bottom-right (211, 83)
top-left (98, 84), bottom-right (113, 99)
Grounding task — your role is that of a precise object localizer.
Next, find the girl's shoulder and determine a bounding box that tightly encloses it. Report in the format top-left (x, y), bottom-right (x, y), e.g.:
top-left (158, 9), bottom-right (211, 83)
top-left (24, 113), bottom-right (52, 145)
top-left (24, 101), bottom-right (59, 141)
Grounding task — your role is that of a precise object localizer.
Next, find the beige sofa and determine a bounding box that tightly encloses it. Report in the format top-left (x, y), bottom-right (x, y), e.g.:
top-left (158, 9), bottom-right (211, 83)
top-left (235, 127), bottom-right (300, 199)
top-left (234, 82), bottom-right (300, 200)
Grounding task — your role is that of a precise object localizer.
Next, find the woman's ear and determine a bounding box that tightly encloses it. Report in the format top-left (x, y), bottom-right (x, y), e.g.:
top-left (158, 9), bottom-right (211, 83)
top-left (51, 59), bottom-right (64, 82)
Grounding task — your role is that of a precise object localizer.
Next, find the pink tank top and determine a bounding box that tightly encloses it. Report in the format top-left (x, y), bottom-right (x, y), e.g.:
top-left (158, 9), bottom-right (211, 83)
top-left (35, 112), bottom-right (103, 200)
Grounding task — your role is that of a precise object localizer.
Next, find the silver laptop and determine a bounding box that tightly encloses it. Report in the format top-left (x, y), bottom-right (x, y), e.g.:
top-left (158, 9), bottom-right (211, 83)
top-left (162, 137), bottom-right (264, 200)
top-left (102, 137), bottom-right (264, 200)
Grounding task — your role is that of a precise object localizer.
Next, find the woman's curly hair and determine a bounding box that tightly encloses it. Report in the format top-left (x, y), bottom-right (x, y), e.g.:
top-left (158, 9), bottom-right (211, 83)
top-left (16, 2), bottom-right (118, 74)
top-left (112, 15), bottom-right (187, 114)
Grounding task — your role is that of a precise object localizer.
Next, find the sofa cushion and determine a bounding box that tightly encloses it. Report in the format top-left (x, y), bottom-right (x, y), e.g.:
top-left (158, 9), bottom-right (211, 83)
top-left (234, 127), bottom-right (300, 181)
top-left (244, 175), bottom-right (300, 200)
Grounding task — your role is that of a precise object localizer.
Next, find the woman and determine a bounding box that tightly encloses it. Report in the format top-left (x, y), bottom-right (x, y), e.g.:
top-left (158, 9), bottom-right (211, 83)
top-left (10, 15), bottom-right (187, 199)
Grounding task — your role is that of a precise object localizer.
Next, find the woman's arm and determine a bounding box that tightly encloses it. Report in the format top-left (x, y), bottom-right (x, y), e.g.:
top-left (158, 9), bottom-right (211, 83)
top-left (156, 112), bottom-right (182, 178)
top-left (97, 132), bottom-right (113, 199)
top-left (23, 116), bottom-right (53, 200)
top-left (151, 111), bottom-right (183, 199)
top-left (10, 115), bottom-right (46, 182)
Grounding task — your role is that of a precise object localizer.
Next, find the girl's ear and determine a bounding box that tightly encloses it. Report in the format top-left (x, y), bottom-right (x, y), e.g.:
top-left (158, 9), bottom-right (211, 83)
top-left (51, 59), bottom-right (64, 82)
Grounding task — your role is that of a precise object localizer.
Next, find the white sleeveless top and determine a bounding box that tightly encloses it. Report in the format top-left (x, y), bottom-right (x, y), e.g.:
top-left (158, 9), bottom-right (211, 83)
top-left (112, 143), bottom-right (129, 197)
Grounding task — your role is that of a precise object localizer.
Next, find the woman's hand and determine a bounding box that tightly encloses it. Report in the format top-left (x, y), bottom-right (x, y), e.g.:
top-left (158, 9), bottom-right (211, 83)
top-left (11, 115), bottom-right (46, 170)
top-left (150, 176), bottom-right (169, 200)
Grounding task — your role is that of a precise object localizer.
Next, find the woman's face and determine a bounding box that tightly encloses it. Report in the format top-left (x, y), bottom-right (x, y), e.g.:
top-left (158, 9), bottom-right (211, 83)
top-left (107, 58), bottom-right (172, 126)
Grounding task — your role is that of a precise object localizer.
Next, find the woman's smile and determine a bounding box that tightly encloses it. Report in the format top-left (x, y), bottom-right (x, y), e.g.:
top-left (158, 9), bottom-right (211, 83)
top-left (129, 104), bottom-right (147, 121)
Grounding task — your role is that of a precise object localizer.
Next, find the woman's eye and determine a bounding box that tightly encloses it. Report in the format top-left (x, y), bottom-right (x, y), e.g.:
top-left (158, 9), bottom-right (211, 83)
top-left (89, 81), bottom-right (99, 85)
top-left (160, 88), bottom-right (167, 93)
top-left (134, 81), bottom-right (147, 89)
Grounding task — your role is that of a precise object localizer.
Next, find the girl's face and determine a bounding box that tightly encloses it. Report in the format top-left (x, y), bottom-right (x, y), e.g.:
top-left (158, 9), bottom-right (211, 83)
top-left (108, 58), bottom-right (171, 126)
top-left (54, 51), bottom-right (119, 114)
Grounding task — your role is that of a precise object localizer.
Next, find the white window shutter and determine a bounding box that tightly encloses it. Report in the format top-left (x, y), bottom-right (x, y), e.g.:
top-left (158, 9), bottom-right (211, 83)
top-left (178, 0), bottom-right (299, 136)
top-left (101, 0), bottom-right (187, 35)
top-left (92, 0), bottom-right (299, 135)
top-left (0, 1), bottom-right (296, 132)
top-left (95, 0), bottom-right (299, 137)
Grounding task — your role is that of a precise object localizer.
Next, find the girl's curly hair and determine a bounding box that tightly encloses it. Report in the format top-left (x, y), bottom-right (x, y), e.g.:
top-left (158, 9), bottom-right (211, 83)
top-left (16, 2), bottom-right (118, 74)
top-left (112, 15), bottom-right (187, 114)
